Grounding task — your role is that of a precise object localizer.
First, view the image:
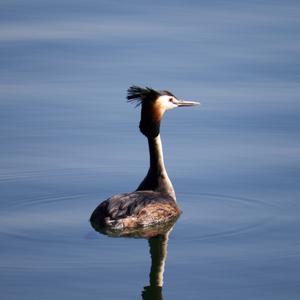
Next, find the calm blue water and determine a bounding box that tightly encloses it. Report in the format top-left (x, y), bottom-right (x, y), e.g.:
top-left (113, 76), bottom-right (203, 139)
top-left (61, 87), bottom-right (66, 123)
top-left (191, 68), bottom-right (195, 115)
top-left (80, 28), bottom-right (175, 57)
top-left (1, 1), bottom-right (300, 299)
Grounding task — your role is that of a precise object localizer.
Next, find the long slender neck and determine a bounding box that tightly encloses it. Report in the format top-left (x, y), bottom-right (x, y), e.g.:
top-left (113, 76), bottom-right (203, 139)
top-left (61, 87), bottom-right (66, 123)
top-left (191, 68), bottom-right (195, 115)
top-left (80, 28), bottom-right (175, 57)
top-left (148, 135), bottom-right (166, 174)
top-left (136, 134), bottom-right (176, 200)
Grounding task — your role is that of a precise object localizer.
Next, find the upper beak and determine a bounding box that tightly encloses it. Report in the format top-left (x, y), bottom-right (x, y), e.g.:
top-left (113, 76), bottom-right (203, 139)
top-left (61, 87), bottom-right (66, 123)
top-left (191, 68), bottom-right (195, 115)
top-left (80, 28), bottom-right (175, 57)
top-left (175, 99), bottom-right (201, 107)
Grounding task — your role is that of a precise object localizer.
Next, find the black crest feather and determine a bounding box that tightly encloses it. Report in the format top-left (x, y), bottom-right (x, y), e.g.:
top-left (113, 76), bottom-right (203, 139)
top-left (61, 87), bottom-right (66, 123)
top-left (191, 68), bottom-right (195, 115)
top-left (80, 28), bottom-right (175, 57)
top-left (127, 86), bottom-right (160, 106)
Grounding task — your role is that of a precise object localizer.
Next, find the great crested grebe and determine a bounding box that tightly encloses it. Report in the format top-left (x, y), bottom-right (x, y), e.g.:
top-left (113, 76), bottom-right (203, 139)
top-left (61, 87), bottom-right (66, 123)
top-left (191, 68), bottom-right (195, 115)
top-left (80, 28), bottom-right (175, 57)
top-left (90, 86), bottom-right (200, 229)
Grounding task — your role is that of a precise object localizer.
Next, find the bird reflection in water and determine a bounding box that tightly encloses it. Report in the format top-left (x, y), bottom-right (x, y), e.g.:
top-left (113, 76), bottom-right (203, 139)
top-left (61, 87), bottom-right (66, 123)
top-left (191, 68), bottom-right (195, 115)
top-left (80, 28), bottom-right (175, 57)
top-left (90, 217), bottom-right (178, 300)
top-left (142, 234), bottom-right (168, 300)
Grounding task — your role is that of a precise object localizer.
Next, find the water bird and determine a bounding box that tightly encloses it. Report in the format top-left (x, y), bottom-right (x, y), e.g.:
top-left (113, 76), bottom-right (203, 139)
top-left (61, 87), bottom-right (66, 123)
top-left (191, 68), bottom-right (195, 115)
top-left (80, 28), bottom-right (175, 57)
top-left (90, 86), bottom-right (200, 229)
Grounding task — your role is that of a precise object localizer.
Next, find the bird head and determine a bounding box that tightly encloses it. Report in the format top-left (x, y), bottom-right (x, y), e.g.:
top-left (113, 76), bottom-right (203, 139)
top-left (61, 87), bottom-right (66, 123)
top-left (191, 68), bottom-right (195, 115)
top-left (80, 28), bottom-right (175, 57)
top-left (127, 86), bottom-right (200, 138)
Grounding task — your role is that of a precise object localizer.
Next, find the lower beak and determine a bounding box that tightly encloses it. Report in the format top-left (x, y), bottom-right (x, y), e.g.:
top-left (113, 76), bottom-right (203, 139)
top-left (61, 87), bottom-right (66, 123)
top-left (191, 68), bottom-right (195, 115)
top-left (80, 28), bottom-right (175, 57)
top-left (176, 100), bottom-right (201, 107)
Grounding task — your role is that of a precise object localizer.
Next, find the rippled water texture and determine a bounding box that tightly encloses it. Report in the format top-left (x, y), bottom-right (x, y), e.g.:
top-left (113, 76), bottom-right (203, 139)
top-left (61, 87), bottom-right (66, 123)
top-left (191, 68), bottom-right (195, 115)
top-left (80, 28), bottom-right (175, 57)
top-left (1, 1), bottom-right (300, 299)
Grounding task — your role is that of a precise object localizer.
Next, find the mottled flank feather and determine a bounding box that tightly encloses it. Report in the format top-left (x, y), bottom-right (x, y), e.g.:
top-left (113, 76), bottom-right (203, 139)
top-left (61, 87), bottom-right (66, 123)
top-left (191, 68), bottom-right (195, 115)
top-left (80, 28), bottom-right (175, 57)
top-left (90, 191), bottom-right (181, 229)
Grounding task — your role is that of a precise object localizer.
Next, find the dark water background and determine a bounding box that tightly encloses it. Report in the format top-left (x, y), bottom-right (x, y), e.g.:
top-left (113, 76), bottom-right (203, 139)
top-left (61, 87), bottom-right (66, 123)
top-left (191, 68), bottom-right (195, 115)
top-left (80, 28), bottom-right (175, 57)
top-left (1, 1), bottom-right (300, 299)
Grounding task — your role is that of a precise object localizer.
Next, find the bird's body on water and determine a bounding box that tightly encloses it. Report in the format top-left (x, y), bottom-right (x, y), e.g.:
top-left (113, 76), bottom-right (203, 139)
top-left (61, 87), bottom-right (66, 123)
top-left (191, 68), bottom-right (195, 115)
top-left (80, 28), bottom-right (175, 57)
top-left (90, 86), bottom-right (200, 230)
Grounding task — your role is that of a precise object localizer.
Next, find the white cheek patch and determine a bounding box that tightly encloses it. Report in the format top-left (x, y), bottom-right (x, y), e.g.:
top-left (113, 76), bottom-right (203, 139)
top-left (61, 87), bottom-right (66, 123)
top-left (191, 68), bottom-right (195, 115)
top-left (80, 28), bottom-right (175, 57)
top-left (157, 95), bottom-right (177, 110)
